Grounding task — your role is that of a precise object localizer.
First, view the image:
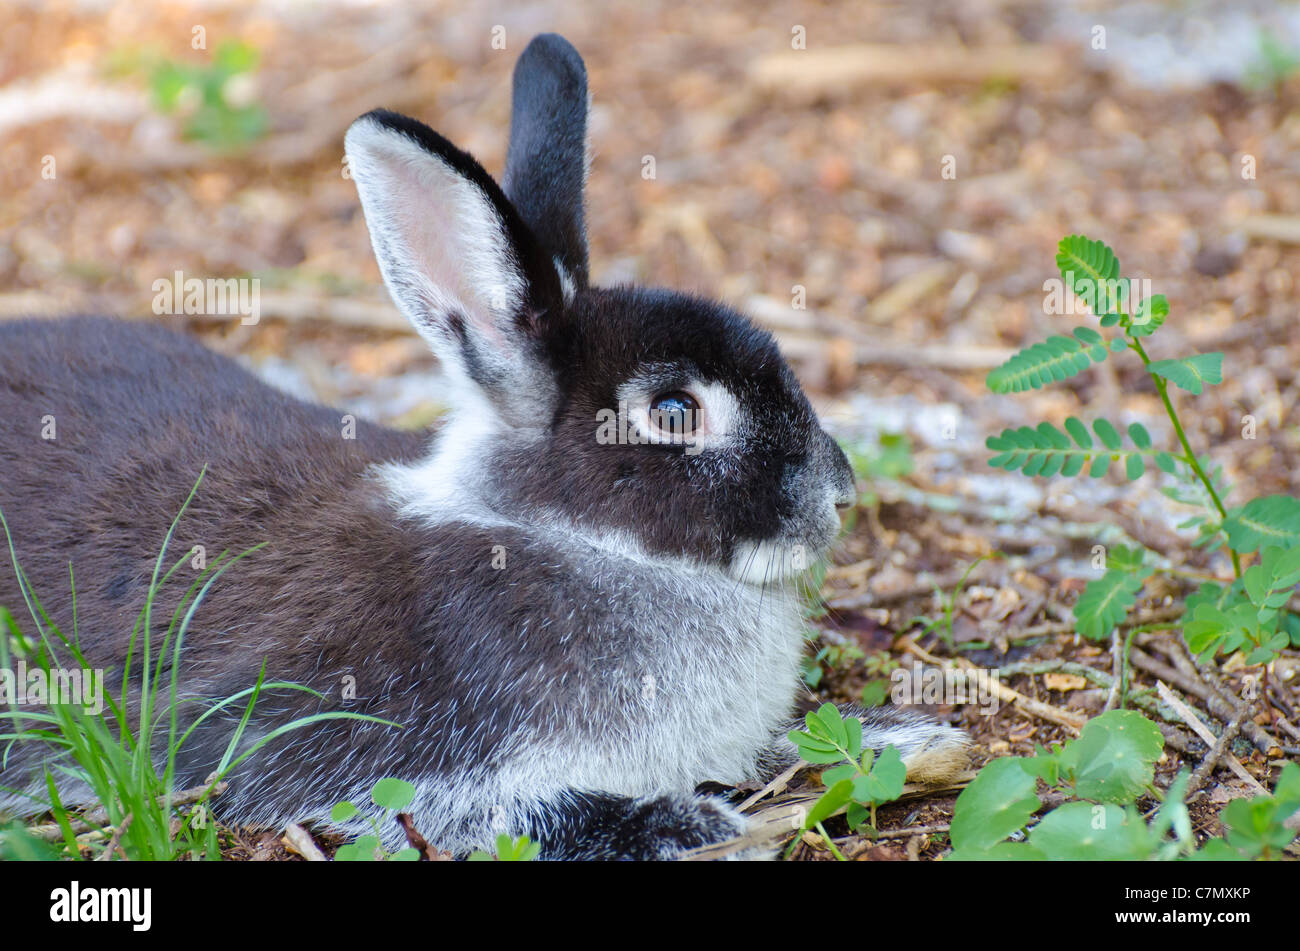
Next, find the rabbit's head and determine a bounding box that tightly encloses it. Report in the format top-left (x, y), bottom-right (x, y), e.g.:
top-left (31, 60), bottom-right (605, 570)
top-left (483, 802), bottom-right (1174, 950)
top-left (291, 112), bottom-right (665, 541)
top-left (344, 34), bottom-right (855, 584)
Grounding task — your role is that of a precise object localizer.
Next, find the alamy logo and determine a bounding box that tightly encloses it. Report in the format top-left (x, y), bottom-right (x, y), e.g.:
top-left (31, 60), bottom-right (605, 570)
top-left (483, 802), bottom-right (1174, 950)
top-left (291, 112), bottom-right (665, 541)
top-left (1043, 275), bottom-right (1155, 322)
top-left (891, 663), bottom-right (999, 715)
top-left (152, 270), bottom-right (261, 325)
top-left (0, 663), bottom-right (104, 715)
top-left (49, 881), bottom-right (151, 931)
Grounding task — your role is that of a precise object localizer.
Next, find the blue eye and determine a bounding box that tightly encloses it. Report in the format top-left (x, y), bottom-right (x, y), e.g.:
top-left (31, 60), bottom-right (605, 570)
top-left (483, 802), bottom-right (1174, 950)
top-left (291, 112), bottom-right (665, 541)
top-left (649, 391), bottom-right (701, 436)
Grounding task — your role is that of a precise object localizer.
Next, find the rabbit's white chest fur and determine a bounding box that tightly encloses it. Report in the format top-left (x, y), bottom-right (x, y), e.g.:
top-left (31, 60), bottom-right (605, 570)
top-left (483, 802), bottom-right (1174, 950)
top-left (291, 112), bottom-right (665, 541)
top-left (508, 540), bottom-right (806, 796)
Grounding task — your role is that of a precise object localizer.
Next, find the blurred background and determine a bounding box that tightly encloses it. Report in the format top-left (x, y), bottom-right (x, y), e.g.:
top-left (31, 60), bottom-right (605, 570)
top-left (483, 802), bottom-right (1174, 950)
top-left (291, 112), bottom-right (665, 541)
top-left (2, 0), bottom-right (1298, 605)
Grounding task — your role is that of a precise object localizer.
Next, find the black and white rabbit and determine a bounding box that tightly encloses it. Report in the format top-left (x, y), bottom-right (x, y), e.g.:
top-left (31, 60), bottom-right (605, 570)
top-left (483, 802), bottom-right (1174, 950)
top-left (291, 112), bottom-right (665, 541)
top-left (0, 34), bottom-right (968, 859)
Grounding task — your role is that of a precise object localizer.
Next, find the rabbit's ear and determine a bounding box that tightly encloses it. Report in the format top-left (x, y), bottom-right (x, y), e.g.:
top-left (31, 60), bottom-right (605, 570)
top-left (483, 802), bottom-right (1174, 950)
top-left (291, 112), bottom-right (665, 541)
top-left (502, 33), bottom-right (590, 295)
top-left (345, 109), bottom-right (565, 423)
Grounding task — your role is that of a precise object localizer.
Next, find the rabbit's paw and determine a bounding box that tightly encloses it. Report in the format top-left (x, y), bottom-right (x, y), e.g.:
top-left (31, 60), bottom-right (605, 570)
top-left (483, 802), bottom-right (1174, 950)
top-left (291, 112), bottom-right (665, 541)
top-left (531, 791), bottom-right (751, 860)
top-left (636, 794), bottom-right (750, 860)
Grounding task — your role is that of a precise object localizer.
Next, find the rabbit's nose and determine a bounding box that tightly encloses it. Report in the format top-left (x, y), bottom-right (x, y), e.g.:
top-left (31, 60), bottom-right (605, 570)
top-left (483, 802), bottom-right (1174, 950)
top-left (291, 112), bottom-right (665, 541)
top-left (825, 434), bottom-right (856, 508)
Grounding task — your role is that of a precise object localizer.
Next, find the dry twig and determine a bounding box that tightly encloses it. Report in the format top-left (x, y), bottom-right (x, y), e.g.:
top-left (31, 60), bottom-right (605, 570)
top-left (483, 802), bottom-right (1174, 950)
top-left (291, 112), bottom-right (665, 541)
top-left (1187, 702), bottom-right (1250, 797)
top-left (1154, 681), bottom-right (1267, 796)
top-left (395, 812), bottom-right (451, 860)
top-left (94, 813), bottom-right (133, 862)
top-left (1135, 640), bottom-right (1283, 757)
top-left (902, 637), bottom-right (1086, 733)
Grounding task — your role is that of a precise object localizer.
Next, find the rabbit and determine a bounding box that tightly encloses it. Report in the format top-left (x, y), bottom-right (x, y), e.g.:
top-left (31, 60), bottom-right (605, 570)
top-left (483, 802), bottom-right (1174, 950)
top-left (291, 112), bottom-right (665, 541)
top-left (0, 33), bottom-right (969, 859)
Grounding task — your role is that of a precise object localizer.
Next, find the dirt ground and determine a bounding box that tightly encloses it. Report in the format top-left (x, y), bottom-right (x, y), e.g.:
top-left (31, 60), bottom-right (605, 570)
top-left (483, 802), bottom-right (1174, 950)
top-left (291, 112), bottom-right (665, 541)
top-left (2, 0), bottom-right (1298, 859)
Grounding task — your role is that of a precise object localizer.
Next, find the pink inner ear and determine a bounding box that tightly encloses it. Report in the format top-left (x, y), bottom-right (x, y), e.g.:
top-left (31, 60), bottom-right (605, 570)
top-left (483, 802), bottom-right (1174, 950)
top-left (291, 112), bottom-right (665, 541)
top-left (360, 133), bottom-right (523, 353)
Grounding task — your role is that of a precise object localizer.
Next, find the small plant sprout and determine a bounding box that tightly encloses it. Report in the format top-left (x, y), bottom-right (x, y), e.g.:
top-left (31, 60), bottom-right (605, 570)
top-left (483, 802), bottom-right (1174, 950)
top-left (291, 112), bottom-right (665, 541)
top-left (132, 40), bottom-right (268, 149)
top-left (908, 551), bottom-right (1004, 650)
top-left (331, 778), bottom-right (421, 861)
top-left (785, 703), bottom-right (906, 859)
top-left (801, 640), bottom-right (863, 690)
top-left (468, 835), bottom-right (541, 861)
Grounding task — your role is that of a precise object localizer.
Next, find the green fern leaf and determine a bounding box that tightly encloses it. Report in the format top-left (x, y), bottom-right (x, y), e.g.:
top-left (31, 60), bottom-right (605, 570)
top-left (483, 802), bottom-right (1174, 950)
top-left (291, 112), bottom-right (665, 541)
top-left (985, 417), bottom-right (1159, 480)
top-left (986, 329), bottom-right (1107, 394)
top-left (1222, 495), bottom-right (1300, 553)
top-left (1147, 353), bottom-right (1223, 395)
top-left (1056, 235), bottom-right (1122, 317)
top-left (1064, 416), bottom-right (1092, 448)
top-left (1092, 418), bottom-right (1120, 449)
top-left (1037, 421), bottom-right (1070, 449)
top-left (1130, 294), bottom-right (1168, 337)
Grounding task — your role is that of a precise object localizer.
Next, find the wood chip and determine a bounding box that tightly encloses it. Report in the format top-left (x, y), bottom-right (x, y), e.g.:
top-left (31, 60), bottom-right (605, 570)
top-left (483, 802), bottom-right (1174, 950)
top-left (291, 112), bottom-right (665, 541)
top-left (1043, 672), bottom-right (1088, 692)
top-left (282, 823), bottom-right (329, 862)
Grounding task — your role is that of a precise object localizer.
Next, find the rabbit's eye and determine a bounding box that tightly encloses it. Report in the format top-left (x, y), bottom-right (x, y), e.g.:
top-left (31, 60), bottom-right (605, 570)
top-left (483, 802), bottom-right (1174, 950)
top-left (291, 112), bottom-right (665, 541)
top-left (649, 391), bottom-right (701, 437)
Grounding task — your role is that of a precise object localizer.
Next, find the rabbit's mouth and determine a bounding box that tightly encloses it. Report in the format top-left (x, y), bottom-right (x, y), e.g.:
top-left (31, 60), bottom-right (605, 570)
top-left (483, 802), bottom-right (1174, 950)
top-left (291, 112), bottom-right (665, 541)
top-left (725, 425), bottom-right (855, 585)
top-left (726, 503), bottom-right (843, 586)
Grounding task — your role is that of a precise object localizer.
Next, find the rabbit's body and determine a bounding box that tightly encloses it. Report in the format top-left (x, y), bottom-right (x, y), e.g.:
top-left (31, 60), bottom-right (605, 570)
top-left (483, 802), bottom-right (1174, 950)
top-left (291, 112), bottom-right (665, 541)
top-left (0, 35), bottom-right (970, 859)
top-left (0, 315), bottom-right (803, 855)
